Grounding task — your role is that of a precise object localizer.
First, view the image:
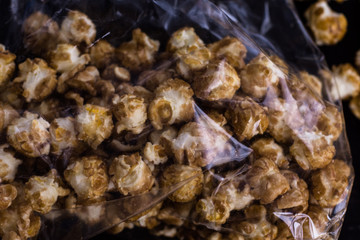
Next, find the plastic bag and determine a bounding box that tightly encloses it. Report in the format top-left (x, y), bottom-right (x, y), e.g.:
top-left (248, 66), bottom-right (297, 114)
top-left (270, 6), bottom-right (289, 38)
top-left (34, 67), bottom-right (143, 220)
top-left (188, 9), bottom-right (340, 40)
top-left (0, 0), bottom-right (354, 239)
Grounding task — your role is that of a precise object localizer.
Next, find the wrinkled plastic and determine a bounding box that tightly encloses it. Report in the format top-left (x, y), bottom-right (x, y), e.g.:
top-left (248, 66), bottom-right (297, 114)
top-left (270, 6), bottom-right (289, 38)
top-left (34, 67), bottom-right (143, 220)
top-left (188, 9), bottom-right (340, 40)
top-left (0, 0), bottom-right (354, 240)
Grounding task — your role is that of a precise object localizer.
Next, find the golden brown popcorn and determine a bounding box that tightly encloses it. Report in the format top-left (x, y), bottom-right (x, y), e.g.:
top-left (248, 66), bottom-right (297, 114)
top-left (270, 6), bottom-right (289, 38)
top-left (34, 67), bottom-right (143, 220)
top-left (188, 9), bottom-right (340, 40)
top-left (161, 164), bottom-right (203, 203)
top-left (305, 0), bottom-right (347, 45)
top-left (311, 159), bottom-right (351, 208)
top-left (76, 104), bottom-right (114, 149)
top-left (330, 63), bottom-right (360, 100)
top-left (290, 130), bottom-right (335, 170)
top-left (2, 231), bottom-right (21, 240)
top-left (109, 153), bottom-right (154, 196)
top-left (27, 98), bottom-right (61, 122)
top-left (25, 169), bottom-right (69, 214)
top-left (102, 64), bottom-right (131, 82)
top-left (0, 184), bottom-right (17, 210)
top-left (143, 142), bottom-right (168, 165)
top-left (0, 145), bottom-right (22, 183)
top-left (240, 53), bottom-right (285, 99)
top-left (251, 138), bottom-right (288, 168)
top-left (196, 196), bottom-right (231, 224)
top-left (112, 94), bottom-right (147, 134)
top-left (116, 28), bottom-right (160, 71)
top-left (175, 46), bottom-right (211, 80)
top-left (167, 27), bottom-right (205, 53)
top-left (60, 10), bottom-right (96, 45)
top-left (302, 205), bottom-right (329, 239)
top-left (0, 102), bottom-right (19, 133)
top-left (246, 158), bottom-right (289, 204)
top-left (205, 109), bottom-right (227, 127)
top-left (157, 201), bottom-right (194, 226)
top-left (316, 103), bottom-right (342, 142)
top-left (149, 126), bottom-right (178, 156)
top-left (13, 58), bottom-right (57, 102)
top-left (90, 40), bottom-right (115, 69)
top-left (193, 59), bottom-right (241, 101)
top-left (299, 71), bottom-right (322, 96)
top-left (50, 117), bottom-right (82, 155)
top-left (0, 82), bottom-right (24, 109)
top-left (275, 170), bottom-right (309, 213)
top-left (49, 43), bottom-right (90, 73)
top-left (64, 156), bottom-right (108, 200)
top-left (116, 83), bottom-right (154, 104)
top-left (138, 69), bottom-right (175, 91)
top-left (22, 11), bottom-right (60, 55)
top-left (208, 36), bottom-right (247, 70)
top-left (269, 55), bottom-right (289, 76)
top-left (233, 205), bottom-right (278, 240)
top-left (0, 44), bottom-right (16, 88)
top-left (225, 96), bottom-right (269, 141)
top-left (149, 78), bottom-right (194, 130)
top-left (350, 94), bottom-right (360, 119)
top-left (7, 111), bottom-right (50, 158)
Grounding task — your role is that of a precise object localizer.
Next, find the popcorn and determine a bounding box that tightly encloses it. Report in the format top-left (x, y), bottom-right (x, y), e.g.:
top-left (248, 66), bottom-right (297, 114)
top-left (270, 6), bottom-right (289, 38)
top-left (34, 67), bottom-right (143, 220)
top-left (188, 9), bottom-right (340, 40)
top-left (50, 117), bottom-right (81, 155)
top-left (196, 196), bottom-right (231, 224)
top-left (0, 184), bottom-right (17, 210)
top-left (143, 142), bottom-right (168, 165)
top-left (330, 63), bottom-right (360, 100)
top-left (167, 27), bottom-right (205, 53)
top-left (0, 102), bottom-right (19, 133)
top-left (0, 44), bottom-right (16, 88)
top-left (251, 138), bottom-right (288, 168)
top-left (0, 145), bottom-right (22, 183)
top-left (300, 71), bottom-right (322, 96)
top-left (90, 40), bottom-right (115, 69)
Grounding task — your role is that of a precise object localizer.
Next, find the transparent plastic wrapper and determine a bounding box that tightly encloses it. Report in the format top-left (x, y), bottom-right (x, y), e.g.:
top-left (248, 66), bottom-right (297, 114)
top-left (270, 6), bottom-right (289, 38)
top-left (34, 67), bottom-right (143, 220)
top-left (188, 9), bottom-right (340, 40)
top-left (0, 0), bottom-right (354, 240)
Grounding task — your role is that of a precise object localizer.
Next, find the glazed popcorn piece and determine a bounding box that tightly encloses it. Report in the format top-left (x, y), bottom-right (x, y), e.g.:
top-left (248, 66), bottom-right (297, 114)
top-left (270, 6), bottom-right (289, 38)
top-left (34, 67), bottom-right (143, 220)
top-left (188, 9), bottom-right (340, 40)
top-left (60, 10), bottom-right (96, 45)
top-left (233, 205), bottom-right (278, 240)
top-left (14, 58), bottom-right (57, 102)
top-left (90, 40), bottom-right (115, 69)
top-left (311, 159), bottom-right (351, 207)
top-left (305, 0), bottom-right (347, 45)
top-left (0, 145), bottom-right (22, 183)
top-left (50, 117), bottom-right (81, 155)
top-left (350, 94), bottom-right (360, 119)
top-left (112, 94), bottom-right (147, 134)
top-left (208, 36), bottom-right (247, 70)
top-left (149, 126), bottom-right (178, 156)
top-left (25, 169), bottom-right (69, 214)
top-left (166, 27), bottom-right (205, 53)
top-left (196, 196), bottom-right (231, 224)
top-left (225, 96), bottom-right (269, 141)
top-left (49, 43), bottom-right (90, 73)
top-left (251, 138), bottom-right (288, 168)
top-left (193, 59), bottom-right (241, 101)
top-left (109, 153), bottom-right (154, 196)
top-left (22, 12), bottom-right (60, 55)
top-left (7, 112), bottom-right (50, 158)
top-left (76, 104), bottom-right (114, 149)
top-left (161, 164), bottom-right (203, 203)
top-left (116, 83), bottom-right (154, 104)
top-left (275, 170), bottom-right (309, 212)
top-left (302, 205), bottom-right (330, 239)
top-left (0, 102), bottom-right (19, 133)
top-left (299, 71), bottom-right (322, 96)
top-left (116, 28), bottom-right (160, 71)
top-left (143, 142), bottom-right (168, 165)
top-left (102, 64), bottom-right (131, 82)
top-left (149, 78), bottom-right (194, 130)
top-left (157, 202), bottom-right (193, 226)
top-left (0, 184), bottom-right (17, 210)
top-left (2, 231), bottom-right (21, 240)
top-left (246, 157), bottom-right (289, 204)
top-left (330, 63), bottom-right (360, 100)
top-left (0, 44), bottom-right (16, 88)
top-left (27, 98), bottom-right (60, 122)
top-left (240, 53), bottom-right (284, 99)
top-left (64, 156), bottom-right (109, 200)
top-left (290, 130), bottom-right (335, 170)
top-left (316, 102), bottom-right (343, 142)
top-left (139, 69), bottom-right (174, 91)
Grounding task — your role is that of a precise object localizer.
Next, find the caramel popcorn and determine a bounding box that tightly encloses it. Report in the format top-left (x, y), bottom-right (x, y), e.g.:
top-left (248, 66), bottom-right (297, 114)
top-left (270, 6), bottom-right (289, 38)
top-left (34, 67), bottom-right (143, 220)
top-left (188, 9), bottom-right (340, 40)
top-left (251, 138), bottom-right (288, 168)
top-left (167, 27), bottom-right (205, 53)
top-left (330, 63), bottom-right (360, 100)
top-left (302, 205), bottom-right (330, 239)
top-left (316, 103), bottom-right (343, 142)
top-left (149, 78), bottom-right (194, 130)
top-left (102, 64), bottom-right (131, 82)
top-left (311, 159), bottom-right (351, 207)
top-left (109, 153), bottom-right (154, 196)
top-left (0, 184), bottom-right (17, 210)
top-left (22, 12), bottom-right (60, 55)
top-left (0, 44), bottom-right (16, 88)
top-left (27, 98), bottom-right (60, 122)
top-left (161, 164), bottom-right (203, 203)
top-left (116, 83), bottom-right (154, 104)
top-left (7, 112), bottom-right (50, 158)
top-left (290, 130), bottom-right (335, 170)
top-left (60, 10), bottom-right (96, 45)
top-left (208, 36), bottom-right (247, 70)
top-left (157, 201), bottom-right (193, 226)
top-left (112, 94), bottom-right (147, 134)
top-left (14, 58), bottom-right (57, 102)
top-left (143, 142), bottom-right (168, 165)
top-left (240, 53), bottom-right (284, 99)
top-left (196, 196), bottom-right (231, 224)
top-left (64, 156), bottom-right (109, 200)
top-left (0, 145), bottom-right (22, 183)
top-left (25, 169), bottom-right (69, 214)
top-left (116, 28), bottom-right (160, 71)
top-left (246, 158), bottom-right (289, 204)
top-left (225, 96), bottom-right (269, 141)
top-left (0, 102), bottom-right (19, 133)
top-left (305, 0), bottom-right (347, 45)
top-left (90, 40), bottom-right (115, 69)
top-left (299, 71), bottom-right (322, 96)
top-left (50, 117), bottom-right (81, 155)
top-left (149, 126), bottom-right (178, 156)
top-left (350, 94), bottom-right (360, 119)
top-left (139, 69), bottom-right (175, 91)
top-left (193, 59), bottom-right (241, 101)
top-left (76, 104), bottom-right (114, 149)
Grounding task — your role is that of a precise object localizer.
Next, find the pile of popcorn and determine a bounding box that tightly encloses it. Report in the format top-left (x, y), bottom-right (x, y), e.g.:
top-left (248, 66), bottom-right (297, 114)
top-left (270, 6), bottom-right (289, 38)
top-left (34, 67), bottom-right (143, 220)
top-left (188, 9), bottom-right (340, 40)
top-left (0, 8), bottom-right (352, 240)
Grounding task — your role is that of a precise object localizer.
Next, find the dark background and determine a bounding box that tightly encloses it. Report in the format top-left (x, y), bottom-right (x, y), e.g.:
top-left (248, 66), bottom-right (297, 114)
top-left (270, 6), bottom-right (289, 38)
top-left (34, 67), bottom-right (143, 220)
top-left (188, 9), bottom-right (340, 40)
top-left (0, 0), bottom-right (359, 239)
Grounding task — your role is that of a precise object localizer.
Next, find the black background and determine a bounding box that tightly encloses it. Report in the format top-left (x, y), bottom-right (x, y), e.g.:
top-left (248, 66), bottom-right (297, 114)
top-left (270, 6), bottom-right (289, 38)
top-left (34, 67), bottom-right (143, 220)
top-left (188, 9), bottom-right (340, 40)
top-left (0, 0), bottom-right (359, 239)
